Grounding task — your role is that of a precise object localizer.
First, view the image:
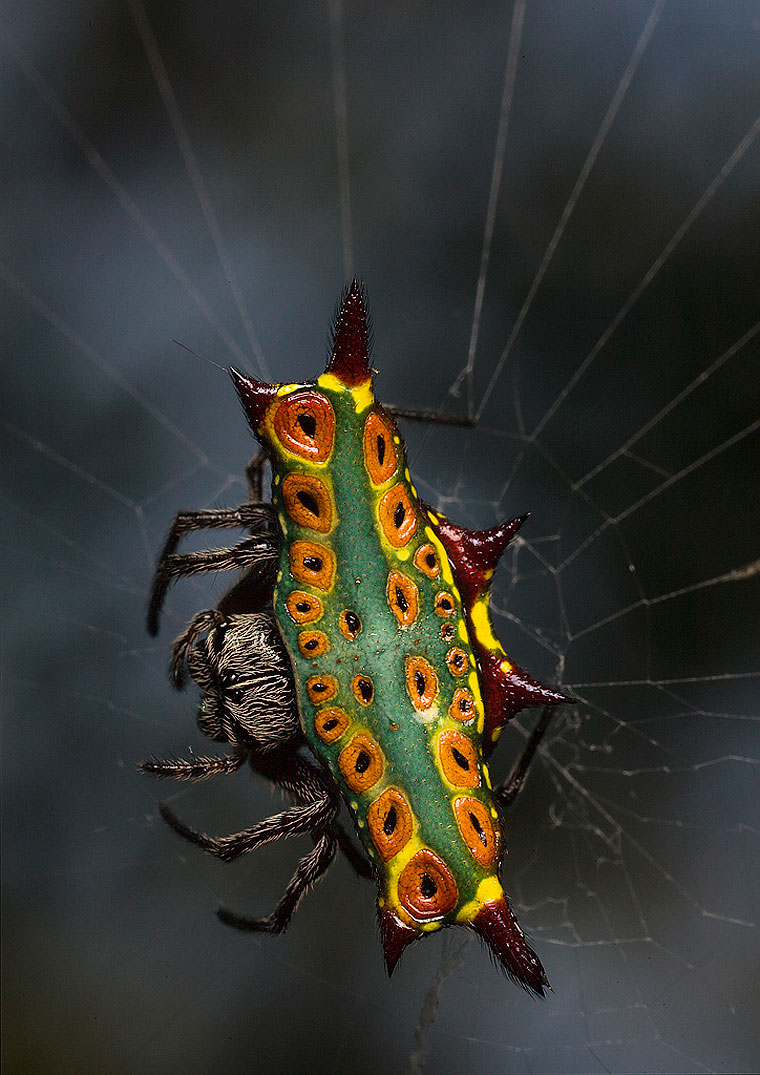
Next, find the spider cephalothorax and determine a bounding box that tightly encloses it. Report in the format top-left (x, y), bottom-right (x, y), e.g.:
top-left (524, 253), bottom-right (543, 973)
top-left (143, 280), bottom-right (572, 992)
top-left (176, 612), bottom-right (298, 750)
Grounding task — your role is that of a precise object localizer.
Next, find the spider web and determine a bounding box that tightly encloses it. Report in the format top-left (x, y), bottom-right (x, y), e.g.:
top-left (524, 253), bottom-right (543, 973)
top-left (2, 3), bottom-right (759, 1073)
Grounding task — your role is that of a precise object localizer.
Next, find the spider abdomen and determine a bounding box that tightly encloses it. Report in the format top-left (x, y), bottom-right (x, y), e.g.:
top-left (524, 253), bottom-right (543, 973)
top-left (149, 281), bottom-right (570, 992)
top-left (232, 283), bottom-right (568, 987)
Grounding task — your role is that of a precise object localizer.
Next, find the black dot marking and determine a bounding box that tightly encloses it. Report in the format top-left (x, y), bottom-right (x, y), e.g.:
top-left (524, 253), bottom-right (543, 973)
top-left (355, 751), bottom-right (370, 774)
top-left (296, 601), bottom-right (311, 613)
top-left (393, 501), bottom-right (406, 528)
top-left (469, 811), bottom-right (487, 847)
top-left (311, 682), bottom-right (329, 694)
top-left (303, 555), bottom-right (323, 571)
top-left (357, 678), bottom-right (373, 704)
top-left (452, 747), bottom-right (470, 770)
top-left (415, 670), bottom-right (426, 696)
top-left (322, 717), bottom-right (339, 731)
top-left (344, 610), bottom-right (361, 635)
top-left (395, 585), bottom-right (408, 613)
top-left (383, 805), bottom-right (397, 836)
top-left (297, 413), bottom-right (317, 438)
top-left (420, 873), bottom-right (437, 899)
top-left (442, 624), bottom-right (455, 640)
top-left (439, 597), bottom-right (453, 611)
top-left (453, 654), bottom-right (465, 669)
top-left (425, 552), bottom-right (436, 568)
top-left (296, 490), bottom-right (320, 516)
top-left (304, 638), bottom-right (319, 651)
top-left (377, 434), bottom-right (386, 465)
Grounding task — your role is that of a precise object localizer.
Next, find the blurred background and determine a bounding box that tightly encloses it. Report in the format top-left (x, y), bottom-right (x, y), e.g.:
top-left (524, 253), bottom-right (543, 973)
top-left (2, 2), bottom-right (759, 1072)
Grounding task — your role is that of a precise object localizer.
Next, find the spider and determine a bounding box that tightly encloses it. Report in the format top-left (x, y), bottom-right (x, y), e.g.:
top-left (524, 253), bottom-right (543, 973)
top-left (143, 281), bottom-right (572, 992)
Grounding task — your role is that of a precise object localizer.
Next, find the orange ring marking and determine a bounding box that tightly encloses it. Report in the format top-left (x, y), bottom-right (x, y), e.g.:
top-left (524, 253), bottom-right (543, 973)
top-left (387, 571), bottom-right (419, 628)
top-left (282, 473), bottom-right (333, 533)
top-left (306, 674), bottom-right (338, 705)
top-left (338, 733), bottom-right (385, 794)
top-left (285, 591), bottom-right (323, 624)
top-left (272, 392), bottom-right (334, 462)
top-left (438, 729), bottom-right (480, 788)
top-left (338, 609), bottom-right (362, 640)
top-left (367, 787), bottom-right (413, 861)
top-left (298, 630), bottom-right (330, 658)
top-left (378, 484), bottom-right (418, 548)
top-left (434, 591), bottom-right (456, 617)
top-left (289, 541), bottom-right (335, 591)
top-left (397, 848), bottom-right (458, 921)
top-left (453, 797), bottom-right (499, 868)
top-left (413, 543), bottom-right (440, 579)
top-left (448, 687), bottom-right (476, 723)
top-left (314, 707), bottom-right (350, 744)
top-left (405, 655), bottom-right (438, 711)
top-left (363, 410), bottom-right (398, 485)
top-left (351, 674), bottom-right (374, 707)
top-left (446, 647), bottom-right (469, 677)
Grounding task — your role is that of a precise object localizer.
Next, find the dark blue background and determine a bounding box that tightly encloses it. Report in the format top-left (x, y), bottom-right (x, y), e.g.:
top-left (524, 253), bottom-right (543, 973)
top-left (2, 3), bottom-right (759, 1072)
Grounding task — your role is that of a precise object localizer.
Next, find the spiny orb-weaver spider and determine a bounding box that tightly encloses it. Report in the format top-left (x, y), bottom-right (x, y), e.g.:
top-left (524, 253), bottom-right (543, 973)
top-left (143, 281), bottom-right (573, 993)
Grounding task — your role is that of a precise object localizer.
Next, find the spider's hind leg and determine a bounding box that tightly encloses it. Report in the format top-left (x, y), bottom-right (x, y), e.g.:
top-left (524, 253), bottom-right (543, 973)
top-left (245, 448), bottom-right (268, 501)
top-left (148, 534), bottom-right (279, 638)
top-left (147, 498), bottom-right (277, 636)
top-left (493, 707), bottom-right (555, 810)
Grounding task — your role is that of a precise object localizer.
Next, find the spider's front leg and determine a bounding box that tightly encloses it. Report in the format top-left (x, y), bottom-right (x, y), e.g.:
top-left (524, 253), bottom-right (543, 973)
top-left (158, 781), bottom-right (338, 863)
top-left (147, 495), bottom-right (278, 636)
top-left (159, 747), bottom-right (343, 934)
top-left (217, 831), bottom-right (338, 934)
top-left (149, 608), bottom-right (372, 889)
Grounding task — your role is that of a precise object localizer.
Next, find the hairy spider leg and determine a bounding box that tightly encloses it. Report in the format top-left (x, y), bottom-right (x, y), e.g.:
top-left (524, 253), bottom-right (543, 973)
top-left (494, 706), bottom-right (556, 808)
top-left (156, 754), bottom-right (343, 932)
top-left (148, 536), bottom-right (279, 637)
top-left (147, 504), bottom-right (277, 635)
top-left (142, 744), bottom-right (372, 882)
top-left (245, 448), bottom-right (268, 501)
top-left (139, 751), bottom-right (248, 781)
top-left (217, 831), bottom-right (337, 934)
top-left (158, 787), bottom-right (338, 863)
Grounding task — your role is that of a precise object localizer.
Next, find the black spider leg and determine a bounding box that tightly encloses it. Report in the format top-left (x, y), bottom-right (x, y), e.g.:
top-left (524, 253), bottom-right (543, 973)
top-left (169, 608), bottom-right (226, 688)
top-left (139, 749), bottom-right (248, 781)
top-left (245, 448), bottom-right (267, 501)
top-left (248, 749), bottom-right (373, 882)
top-left (140, 743), bottom-right (372, 881)
top-left (325, 816), bottom-right (374, 879)
top-left (158, 787), bottom-right (336, 863)
top-left (217, 832), bottom-right (337, 934)
top-left (385, 405), bottom-right (474, 428)
top-left (148, 534), bottom-right (279, 638)
top-left (493, 707), bottom-right (555, 809)
top-left (158, 749), bottom-right (341, 933)
top-left (146, 494), bottom-right (277, 636)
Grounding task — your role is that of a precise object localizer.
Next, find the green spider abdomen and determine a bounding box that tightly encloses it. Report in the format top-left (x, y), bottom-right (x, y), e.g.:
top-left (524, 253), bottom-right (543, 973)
top-left (232, 281), bottom-right (570, 992)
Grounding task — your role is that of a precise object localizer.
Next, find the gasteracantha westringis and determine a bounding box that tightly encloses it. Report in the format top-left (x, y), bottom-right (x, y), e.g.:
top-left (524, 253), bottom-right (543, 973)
top-left (143, 281), bottom-right (571, 994)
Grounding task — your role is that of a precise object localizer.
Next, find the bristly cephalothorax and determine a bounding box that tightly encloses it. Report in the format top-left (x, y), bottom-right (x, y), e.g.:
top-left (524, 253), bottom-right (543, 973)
top-left (142, 280), bottom-right (573, 993)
